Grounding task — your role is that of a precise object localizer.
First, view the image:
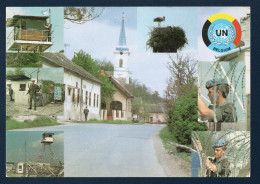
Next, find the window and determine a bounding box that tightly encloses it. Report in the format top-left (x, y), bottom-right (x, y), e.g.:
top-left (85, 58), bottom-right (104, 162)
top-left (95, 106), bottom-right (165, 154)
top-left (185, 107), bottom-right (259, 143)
top-left (97, 95), bottom-right (99, 107)
top-left (110, 101), bottom-right (122, 110)
top-left (72, 88), bottom-right (75, 102)
top-left (19, 84), bottom-right (26, 91)
top-left (89, 92), bottom-right (91, 106)
top-left (76, 82), bottom-right (78, 88)
top-left (94, 93), bottom-right (96, 107)
top-left (85, 91), bottom-right (88, 105)
top-left (68, 87), bottom-right (71, 95)
top-left (119, 59), bottom-right (123, 67)
top-left (77, 89), bottom-right (80, 104)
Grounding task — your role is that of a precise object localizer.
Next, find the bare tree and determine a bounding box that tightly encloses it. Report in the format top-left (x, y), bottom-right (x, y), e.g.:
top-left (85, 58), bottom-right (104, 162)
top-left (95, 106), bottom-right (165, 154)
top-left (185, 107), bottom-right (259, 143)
top-left (64, 7), bottom-right (104, 24)
top-left (165, 52), bottom-right (197, 108)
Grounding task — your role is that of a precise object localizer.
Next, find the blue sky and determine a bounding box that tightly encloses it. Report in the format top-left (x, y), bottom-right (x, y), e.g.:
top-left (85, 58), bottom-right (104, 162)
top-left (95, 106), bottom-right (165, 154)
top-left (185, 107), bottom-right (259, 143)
top-left (6, 131), bottom-right (64, 163)
top-left (137, 7), bottom-right (198, 52)
top-left (64, 7), bottom-right (249, 97)
top-left (6, 7), bottom-right (64, 52)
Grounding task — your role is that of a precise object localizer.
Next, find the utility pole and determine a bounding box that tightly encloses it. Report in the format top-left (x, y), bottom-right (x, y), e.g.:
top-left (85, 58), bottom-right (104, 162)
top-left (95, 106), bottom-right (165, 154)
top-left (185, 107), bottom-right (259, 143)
top-left (24, 140), bottom-right (27, 162)
top-left (36, 68), bottom-right (40, 83)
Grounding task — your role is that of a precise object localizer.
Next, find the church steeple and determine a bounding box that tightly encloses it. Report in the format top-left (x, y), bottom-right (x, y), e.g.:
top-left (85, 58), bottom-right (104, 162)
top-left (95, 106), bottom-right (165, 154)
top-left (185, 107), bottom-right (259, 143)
top-left (113, 12), bottom-right (130, 84)
top-left (116, 12), bottom-right (129, 52)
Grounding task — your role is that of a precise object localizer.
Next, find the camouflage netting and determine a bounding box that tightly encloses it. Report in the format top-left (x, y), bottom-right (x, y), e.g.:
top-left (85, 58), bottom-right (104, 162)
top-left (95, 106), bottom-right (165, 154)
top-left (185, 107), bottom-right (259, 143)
top-left (147, 26), bottom-right (188, 53)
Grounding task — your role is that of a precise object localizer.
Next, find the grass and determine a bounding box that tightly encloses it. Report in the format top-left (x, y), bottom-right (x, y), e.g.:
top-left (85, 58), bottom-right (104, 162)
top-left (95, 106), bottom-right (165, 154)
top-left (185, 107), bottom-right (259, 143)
top-left (6, 116), bottom-right (60, 130)
top-left (159, 126), bottom-right (191, 163)
top-left (78, 119), bottom-right (146, 125)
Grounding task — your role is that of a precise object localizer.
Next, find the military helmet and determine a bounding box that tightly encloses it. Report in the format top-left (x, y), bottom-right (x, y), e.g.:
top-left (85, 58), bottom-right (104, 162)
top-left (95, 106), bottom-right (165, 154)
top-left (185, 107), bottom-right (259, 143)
top-left (206, 78), bottom-right (228, 89)
top-left (212, 139), bottom-right (227, 148)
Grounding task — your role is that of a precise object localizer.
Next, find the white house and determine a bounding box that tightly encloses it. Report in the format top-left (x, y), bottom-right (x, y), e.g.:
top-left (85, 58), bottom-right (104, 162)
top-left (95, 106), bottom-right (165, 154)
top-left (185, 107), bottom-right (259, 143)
top-left (6, 75), bottom-right (42, 105)
top-left (6, 75), bottom-right (32, 105)
top-left (149, 103), bottom-right (167, 123)
top-left (40, 52), bottom-right (103, 121)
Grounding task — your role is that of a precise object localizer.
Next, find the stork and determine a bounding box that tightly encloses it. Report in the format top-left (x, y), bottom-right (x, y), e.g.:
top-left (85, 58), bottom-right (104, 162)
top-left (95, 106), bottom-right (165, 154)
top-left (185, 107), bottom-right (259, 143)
top-left (153, 16), bottom-right (165, 27)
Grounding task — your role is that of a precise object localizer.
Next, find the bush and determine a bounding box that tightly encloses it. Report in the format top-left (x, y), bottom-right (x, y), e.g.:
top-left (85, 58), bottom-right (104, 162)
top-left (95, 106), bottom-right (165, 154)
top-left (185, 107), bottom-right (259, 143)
top-left (147, 26), bottom-right (188, 53)
top-left (168, 91), bottom-right (207, 145)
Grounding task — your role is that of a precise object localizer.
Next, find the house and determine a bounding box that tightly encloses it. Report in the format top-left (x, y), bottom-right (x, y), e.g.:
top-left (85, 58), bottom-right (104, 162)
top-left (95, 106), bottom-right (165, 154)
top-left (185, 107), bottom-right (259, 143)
top-left (100, 75), bottom-right (134, 121)
top-left (40, 52), bottom-right (103, 121)
top-left (6, 15), bottom-right (53, 52)
top-left (149, 103), bottom-right (167, 123)
top-left (6, 74), bottom-right (35, 105)
top-left (6, 74), bottom-right (60, 108)
top-left (216, 14), bottom-right (250, 130)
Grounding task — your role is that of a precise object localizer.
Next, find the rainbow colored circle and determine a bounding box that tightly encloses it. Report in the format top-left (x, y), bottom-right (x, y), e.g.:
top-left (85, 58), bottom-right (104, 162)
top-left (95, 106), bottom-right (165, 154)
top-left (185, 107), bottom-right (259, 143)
top-left (202, 13), bottom-right (242, 53)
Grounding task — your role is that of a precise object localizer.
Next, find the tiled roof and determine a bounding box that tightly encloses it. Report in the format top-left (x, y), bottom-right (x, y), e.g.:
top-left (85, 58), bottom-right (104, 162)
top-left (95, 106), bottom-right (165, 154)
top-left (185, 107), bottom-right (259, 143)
top-left (150, 103), bottom-right (166, 113)
top-left (109, 76), bottom-right (134, 98)
top-left (40, 52), bottom-right (103, 85)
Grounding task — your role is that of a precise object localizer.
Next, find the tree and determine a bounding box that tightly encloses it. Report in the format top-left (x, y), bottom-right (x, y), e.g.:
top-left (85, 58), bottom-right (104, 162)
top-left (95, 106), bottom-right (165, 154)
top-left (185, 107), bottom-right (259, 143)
top-left (164, 52), bottom-right (197, 110)
top-left (131, 98), bottom-right (151, 122)
top-left (6, 68), bottom-right (25, 76)
top-left (6, 53), bottom-right (41, 67)
top-left (125, 79), bottom-right (163, 104)
top-left (97, 59), bottom-right (114, 71)
top-left (71, 50), bottom-right (116, 102)
top-left (64, 7), bottom-right (104, 24)
top-left (168, 91), bottom-right (208, 145)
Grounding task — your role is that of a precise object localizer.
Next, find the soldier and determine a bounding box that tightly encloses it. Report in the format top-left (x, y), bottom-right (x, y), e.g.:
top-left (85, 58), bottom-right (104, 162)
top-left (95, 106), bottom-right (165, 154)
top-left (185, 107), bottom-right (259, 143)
top-left (197, 139), bottom-right (231, 177)
top-left (27, 80), bottom-right (40, 110)
top-left (9, 86), bottom-right (14, 101)
top-left (83, 107), bottom-right (89, 121)
top-left (198, 78), bottom-right (237, 122)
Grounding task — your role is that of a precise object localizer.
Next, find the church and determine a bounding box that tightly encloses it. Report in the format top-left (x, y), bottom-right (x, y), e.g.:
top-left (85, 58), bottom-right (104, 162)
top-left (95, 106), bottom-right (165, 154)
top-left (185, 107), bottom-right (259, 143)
top-left (100, 13), bottom-right (134, 121)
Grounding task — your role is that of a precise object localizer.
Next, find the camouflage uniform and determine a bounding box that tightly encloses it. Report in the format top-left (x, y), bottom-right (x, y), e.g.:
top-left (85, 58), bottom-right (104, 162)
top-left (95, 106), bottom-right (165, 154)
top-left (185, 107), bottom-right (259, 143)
top-left (83, 108), bottom-right (89, 121)
top-left (206, 157), bottom-right (231, 177)
top-left (9, 87), bottom-right (13, 101)
top-left (206, 139), bottom-right (231, 177)
top-left (28, 83), bottom-right (40, 110)
top-left (208, 101), bottom-right (237, 122)
top-left (206, 78), bottom-right (237, 123)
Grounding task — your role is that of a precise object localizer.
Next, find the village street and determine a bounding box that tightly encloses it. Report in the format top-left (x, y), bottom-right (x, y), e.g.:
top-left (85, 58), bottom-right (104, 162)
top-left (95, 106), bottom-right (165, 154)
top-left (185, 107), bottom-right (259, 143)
top-left (14, 123), bottom-right (190, 177)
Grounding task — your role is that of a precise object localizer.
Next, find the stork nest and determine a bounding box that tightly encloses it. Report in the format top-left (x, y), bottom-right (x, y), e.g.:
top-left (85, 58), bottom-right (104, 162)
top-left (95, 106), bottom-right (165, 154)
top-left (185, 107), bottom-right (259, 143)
top-left (147, 26), bottom-right (188, 53)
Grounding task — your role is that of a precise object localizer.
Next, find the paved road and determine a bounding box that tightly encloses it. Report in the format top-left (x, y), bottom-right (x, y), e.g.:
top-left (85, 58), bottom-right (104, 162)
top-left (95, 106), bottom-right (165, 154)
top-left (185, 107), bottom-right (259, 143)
top-left (16, 123), bottom-right (168, 177)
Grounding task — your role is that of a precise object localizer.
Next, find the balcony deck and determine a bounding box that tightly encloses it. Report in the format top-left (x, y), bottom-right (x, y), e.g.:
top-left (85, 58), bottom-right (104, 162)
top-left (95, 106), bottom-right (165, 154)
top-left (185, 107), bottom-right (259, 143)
top-left (8, 40), bottom-right (53, 52)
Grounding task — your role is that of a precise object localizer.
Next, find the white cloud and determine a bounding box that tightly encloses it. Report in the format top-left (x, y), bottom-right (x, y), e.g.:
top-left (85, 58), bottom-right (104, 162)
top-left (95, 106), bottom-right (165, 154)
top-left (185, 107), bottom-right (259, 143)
top-left (54, 133), bottom-right (64, 143)
top-left (31, 138), bottom-right (41, 148)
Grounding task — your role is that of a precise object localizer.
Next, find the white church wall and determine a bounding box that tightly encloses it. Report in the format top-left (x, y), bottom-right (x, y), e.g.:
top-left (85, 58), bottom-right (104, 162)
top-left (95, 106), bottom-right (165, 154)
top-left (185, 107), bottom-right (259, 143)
top-left (114, 52), bottom-right (130, 84)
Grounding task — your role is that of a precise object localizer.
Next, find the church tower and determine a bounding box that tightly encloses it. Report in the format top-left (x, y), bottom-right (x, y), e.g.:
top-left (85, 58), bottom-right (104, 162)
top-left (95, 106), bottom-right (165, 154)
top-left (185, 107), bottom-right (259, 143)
top-left (113, 12), bottom-right (130, 84)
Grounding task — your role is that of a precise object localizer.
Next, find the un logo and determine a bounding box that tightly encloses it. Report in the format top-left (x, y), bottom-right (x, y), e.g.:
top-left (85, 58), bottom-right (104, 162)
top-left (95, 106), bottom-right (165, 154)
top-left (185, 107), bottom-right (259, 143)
top-left (202, 13), bottom-right (241, 53)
